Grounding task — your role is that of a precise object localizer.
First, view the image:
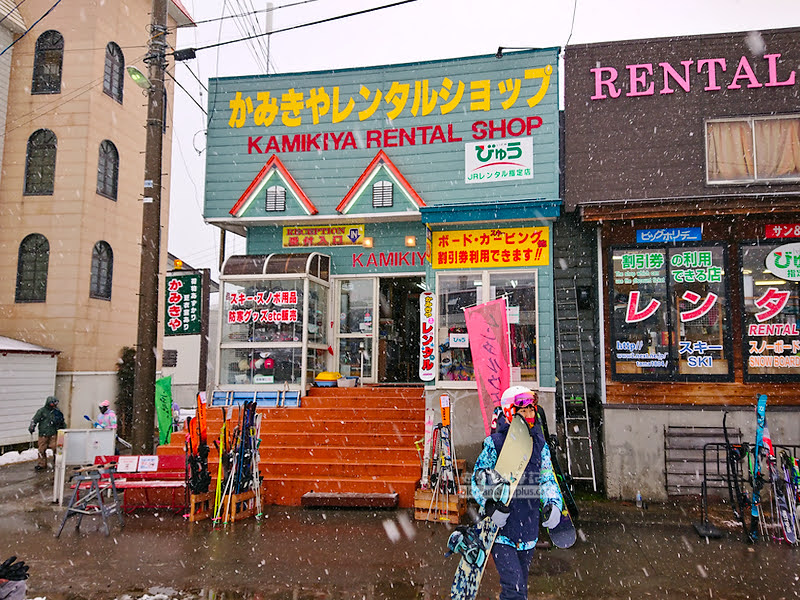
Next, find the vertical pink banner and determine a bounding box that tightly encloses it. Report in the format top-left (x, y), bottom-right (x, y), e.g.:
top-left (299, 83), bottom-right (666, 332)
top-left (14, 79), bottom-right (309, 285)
top-left (464, 298), bottom-right (511, 436)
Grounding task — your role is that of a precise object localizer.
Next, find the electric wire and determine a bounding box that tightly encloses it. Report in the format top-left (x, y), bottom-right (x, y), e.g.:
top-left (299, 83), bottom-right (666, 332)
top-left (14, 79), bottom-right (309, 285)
top-left (0, 0), bottom-right (63, 56)
top-left (173, 0), bottom-right (419, 55)
top-left (174, 0), bottom-right (323, 30)
top-left (0, 0), bottom-right (27, 27)
top-left (166, 68), bottom-right (207, 115)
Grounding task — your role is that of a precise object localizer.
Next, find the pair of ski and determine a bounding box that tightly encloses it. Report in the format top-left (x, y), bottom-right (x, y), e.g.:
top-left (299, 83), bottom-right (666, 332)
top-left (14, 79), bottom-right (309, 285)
top-left (749, 394), bottom-right (796, 545)
top-left (212, 401), bottom-right (263, 523)
top-left (450, 413), bottom-right (576, 600)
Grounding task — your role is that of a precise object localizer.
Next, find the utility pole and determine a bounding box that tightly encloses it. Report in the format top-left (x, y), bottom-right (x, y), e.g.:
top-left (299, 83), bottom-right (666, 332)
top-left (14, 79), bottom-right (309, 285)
top-left (131, 0), bottom-right (168, 454)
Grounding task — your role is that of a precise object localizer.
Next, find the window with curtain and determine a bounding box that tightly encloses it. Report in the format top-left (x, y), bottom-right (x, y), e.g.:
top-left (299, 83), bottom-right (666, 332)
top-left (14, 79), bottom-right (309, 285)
top-left (103, 42), bottom-right (124, 103)
top-left (706, 115), bottom-right (800, 183)
top-left (16, 234), bottom-right (49, 303)
top-left (90, 241), bottom-right (113, 300)
top-left (97, 140), bottom-right (119, 200)
top-left (31, 30), bottom-right (64, 94)
top-left (24, 129), bottom-right (57, 195)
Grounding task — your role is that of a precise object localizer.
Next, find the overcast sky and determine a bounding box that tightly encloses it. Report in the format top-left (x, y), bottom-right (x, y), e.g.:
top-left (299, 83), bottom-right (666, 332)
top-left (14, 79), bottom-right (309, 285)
top-left (167, 0), bottom-right (800, 279)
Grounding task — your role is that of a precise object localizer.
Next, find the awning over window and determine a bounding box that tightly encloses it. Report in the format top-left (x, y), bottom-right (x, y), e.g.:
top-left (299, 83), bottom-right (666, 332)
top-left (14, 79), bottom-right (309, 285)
top-left (221, 253), bottom-right (330, 281)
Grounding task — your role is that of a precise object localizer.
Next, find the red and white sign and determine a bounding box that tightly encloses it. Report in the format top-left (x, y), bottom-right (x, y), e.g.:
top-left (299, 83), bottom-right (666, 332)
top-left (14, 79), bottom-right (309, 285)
top-left (419, 291), bottom-right (436, 382)
top-left (766, 224), bottom-right (800, 239)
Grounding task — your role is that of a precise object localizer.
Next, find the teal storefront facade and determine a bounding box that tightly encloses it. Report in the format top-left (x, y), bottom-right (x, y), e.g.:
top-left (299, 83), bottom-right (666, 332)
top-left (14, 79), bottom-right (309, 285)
top-left (204, 49), bottom-right (562, 452)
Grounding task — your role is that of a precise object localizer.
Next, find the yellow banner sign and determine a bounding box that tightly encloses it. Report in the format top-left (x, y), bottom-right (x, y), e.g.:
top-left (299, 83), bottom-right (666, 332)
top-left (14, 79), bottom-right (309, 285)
top-left (283, 225), bottom-right (364, 247)
top-left (432, 226), bottom-right (550, 269)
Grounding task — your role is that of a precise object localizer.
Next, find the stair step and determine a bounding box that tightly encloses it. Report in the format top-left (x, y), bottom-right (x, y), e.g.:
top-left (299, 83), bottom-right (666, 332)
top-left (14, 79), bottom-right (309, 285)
top-left (261, 475), bottom-right (419, 507)
top-left (207, 407), bottom-right (423, 423)
top-left (259, 445), bottom-right (419, 461)
top-left (260, 460), bottom-right (419, 478)
top-left (301, 491), bottom-right (399, 509)
top-left (258, 419), bottom-right (422, 434)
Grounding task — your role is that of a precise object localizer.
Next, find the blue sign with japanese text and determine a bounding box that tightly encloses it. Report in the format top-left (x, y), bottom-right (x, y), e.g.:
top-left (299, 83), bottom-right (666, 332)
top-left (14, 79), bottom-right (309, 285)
top-left (636, 228), bottom-right (702, 243)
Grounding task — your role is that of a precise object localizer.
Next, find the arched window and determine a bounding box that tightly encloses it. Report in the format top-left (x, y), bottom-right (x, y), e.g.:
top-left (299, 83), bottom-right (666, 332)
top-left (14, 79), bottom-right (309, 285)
top-left (372, 180), bottom-right (393, 207)
top-left (31, 30), bottom-right (63, 94)
top-left (90, 241), bottom-right (113, 300)
top-left (97, 140), bottom-right (119, 200)
top-left (266, 185), bottom-right (286, 211)
top-left (24, 129), bottom-right (57, 195)
top-left (15, 234), bottom-right (49, 303)
top-left (103, 42), bottom-right (124, 103)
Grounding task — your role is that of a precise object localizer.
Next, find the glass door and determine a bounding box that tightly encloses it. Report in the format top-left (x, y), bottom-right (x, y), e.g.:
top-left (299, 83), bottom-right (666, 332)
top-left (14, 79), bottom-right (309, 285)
top-left (378, 277), bottom-right (423, 383)
top-left (337, 278), bottom-right (375, 382)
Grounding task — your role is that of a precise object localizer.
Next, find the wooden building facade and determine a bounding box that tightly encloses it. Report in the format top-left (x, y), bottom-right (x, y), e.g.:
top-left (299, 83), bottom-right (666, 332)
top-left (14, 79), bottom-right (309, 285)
top-left (563, 27), bottom-right (800, 499)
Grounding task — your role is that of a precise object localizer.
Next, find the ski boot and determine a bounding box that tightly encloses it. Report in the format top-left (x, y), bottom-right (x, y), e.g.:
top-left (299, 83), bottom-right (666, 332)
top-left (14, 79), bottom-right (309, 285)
top-left (446, 525), bottom-right (487, 568)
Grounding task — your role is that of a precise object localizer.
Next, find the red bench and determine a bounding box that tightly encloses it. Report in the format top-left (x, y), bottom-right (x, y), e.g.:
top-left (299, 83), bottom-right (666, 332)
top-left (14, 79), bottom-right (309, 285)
top-left (93, 455), bottom-right (186, 512)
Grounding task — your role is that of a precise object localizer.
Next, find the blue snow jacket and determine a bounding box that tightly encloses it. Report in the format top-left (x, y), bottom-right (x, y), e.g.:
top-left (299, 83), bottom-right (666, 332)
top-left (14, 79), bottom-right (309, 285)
top-left (471, 414), bottom-right (562, 550)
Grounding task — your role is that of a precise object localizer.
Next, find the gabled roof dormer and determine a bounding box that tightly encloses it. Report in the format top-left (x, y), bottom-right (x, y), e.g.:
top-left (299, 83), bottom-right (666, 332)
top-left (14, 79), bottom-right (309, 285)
top-left (336, 150), bottom-right (426, 215)
top-left (229, 154), bottom-right (318, 217)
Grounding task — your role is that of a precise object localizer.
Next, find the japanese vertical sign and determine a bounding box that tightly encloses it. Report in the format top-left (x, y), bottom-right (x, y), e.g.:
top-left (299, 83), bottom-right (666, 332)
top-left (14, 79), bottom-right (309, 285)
top-left (743, 242), bottom-right (800, 379)
top-left (419, 291), bottom-right (436, 381)
top-left (155, 375), bottom-right (173, 445)
top-left (165, 273), bottom-right (202, 336)
top-left (464, 298), bottom-right (511, 435)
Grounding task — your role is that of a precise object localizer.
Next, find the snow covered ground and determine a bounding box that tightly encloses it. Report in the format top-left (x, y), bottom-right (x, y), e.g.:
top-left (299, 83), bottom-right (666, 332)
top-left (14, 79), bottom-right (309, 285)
top-left (0, 447), bottom-right (43, 465)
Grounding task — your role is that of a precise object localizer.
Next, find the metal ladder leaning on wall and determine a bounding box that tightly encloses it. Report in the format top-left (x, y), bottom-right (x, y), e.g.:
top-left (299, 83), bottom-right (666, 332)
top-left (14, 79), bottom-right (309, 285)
top-left (555, 280), bottom-right (598, 491)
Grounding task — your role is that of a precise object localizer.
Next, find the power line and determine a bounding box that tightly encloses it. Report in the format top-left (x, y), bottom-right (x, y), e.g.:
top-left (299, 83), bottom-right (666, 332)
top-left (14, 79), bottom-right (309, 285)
top-left (173, 0), bottom-right (419, 57)
top-left (0, 0), bottom-right (27, 26)
top-left (166, 68), bottom-right (207, 114)
top-left (0, 0), bottom-right (63, 57)
top-left (173, 0), bottom-right (323, 29)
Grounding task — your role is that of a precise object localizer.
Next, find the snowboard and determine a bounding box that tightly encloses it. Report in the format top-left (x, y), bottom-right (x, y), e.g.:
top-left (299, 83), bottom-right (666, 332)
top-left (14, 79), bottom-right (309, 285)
top-left (536, 406), bottom-right (579, 519)
top-left (450, 414), bottom-right (533, 600)
top-left (762, 416), bottom-right (796, 544)
top-left (533, 406), bottom-right (577, 549)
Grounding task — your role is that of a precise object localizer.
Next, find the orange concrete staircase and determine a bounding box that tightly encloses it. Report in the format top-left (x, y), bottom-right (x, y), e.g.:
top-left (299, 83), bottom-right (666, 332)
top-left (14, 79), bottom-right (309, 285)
top-left (157, 386), bottom-right (425, 508)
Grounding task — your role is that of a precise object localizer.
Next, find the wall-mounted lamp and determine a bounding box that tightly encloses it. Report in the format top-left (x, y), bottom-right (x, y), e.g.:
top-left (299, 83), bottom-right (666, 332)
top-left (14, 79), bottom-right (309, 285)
top-left (362, 237), bottom-right (373, 248)
top-left (405, 236), bottom-right (416, 247)
top-left (126, 65), bottom-right (151, 89)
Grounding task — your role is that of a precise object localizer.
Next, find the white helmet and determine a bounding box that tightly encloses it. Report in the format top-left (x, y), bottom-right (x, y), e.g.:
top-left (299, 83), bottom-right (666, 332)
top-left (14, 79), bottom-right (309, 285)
top-left (500, 386), bottom-right (537, 423)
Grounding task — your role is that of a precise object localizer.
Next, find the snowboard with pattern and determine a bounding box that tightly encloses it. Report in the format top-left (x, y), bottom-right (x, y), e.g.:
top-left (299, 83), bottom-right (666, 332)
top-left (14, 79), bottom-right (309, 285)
top-left (450, 414), bottom-right (533, 600)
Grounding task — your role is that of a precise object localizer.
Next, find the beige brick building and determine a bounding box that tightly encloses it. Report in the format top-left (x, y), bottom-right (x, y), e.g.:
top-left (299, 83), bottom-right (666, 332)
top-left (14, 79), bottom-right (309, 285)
top-left (0, 0), bottom-right (193, 426)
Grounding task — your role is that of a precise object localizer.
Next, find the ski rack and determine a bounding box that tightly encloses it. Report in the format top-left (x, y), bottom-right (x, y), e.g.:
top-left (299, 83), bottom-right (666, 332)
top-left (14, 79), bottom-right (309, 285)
top-left (693, 440), bottom-right (800, 544)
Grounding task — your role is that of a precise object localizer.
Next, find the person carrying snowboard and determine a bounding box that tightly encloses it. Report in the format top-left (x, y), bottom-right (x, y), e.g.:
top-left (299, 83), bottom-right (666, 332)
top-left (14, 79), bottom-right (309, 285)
top-left (470, 386), bottom-right (562, 600)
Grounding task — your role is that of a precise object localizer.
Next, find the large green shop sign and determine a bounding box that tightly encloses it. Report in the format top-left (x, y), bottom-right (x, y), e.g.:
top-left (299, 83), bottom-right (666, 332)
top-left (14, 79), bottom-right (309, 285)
top-left (165, 273), bottom-right (202, 336)
top-left (204, 49), bottom-right (561, 219)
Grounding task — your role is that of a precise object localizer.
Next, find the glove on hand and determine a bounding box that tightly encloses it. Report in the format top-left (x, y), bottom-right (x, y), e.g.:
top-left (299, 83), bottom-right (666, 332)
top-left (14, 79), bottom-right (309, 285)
top-left (486, 500), bottom-right (510, 528)
top-left (0, 556), bottom-right (29, 581)
top-left (28, 423), bottom-right (35, 434)
top-left (541, 504), bottom-right (561, 529)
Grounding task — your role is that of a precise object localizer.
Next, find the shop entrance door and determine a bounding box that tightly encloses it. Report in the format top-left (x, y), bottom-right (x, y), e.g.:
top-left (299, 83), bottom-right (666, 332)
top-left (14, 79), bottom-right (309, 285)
top-left (336, 276), bottom-right (423, 383)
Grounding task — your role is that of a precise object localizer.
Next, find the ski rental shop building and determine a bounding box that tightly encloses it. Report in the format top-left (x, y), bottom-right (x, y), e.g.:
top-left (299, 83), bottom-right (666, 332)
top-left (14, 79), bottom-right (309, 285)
top-left (203, 49), bottom-right (562, 457)
top-left (563, 27), bottom-right (800, 501)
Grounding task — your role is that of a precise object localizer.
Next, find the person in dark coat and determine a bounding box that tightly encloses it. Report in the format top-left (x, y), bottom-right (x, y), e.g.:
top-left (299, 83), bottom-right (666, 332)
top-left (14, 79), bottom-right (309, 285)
top-left (28, 396), bottom-right (66, 471)
top-left (471, 386), bottom-right (562, 600)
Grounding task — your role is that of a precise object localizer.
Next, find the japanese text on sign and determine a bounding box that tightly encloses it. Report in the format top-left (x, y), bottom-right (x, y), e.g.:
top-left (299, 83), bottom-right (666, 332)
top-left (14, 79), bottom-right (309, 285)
top-left (419, 292), bottom-right (436, 382)
top-left (282, 225), bottom-right (364, 248)
top-left (226, 289), bottom-right (299, 324)
top-left (165, 273), bottom-right (202, 336)
top-left (227, 67), bottom-right (554, 129)
top-left (432, 226), bottom-right (549, 269)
